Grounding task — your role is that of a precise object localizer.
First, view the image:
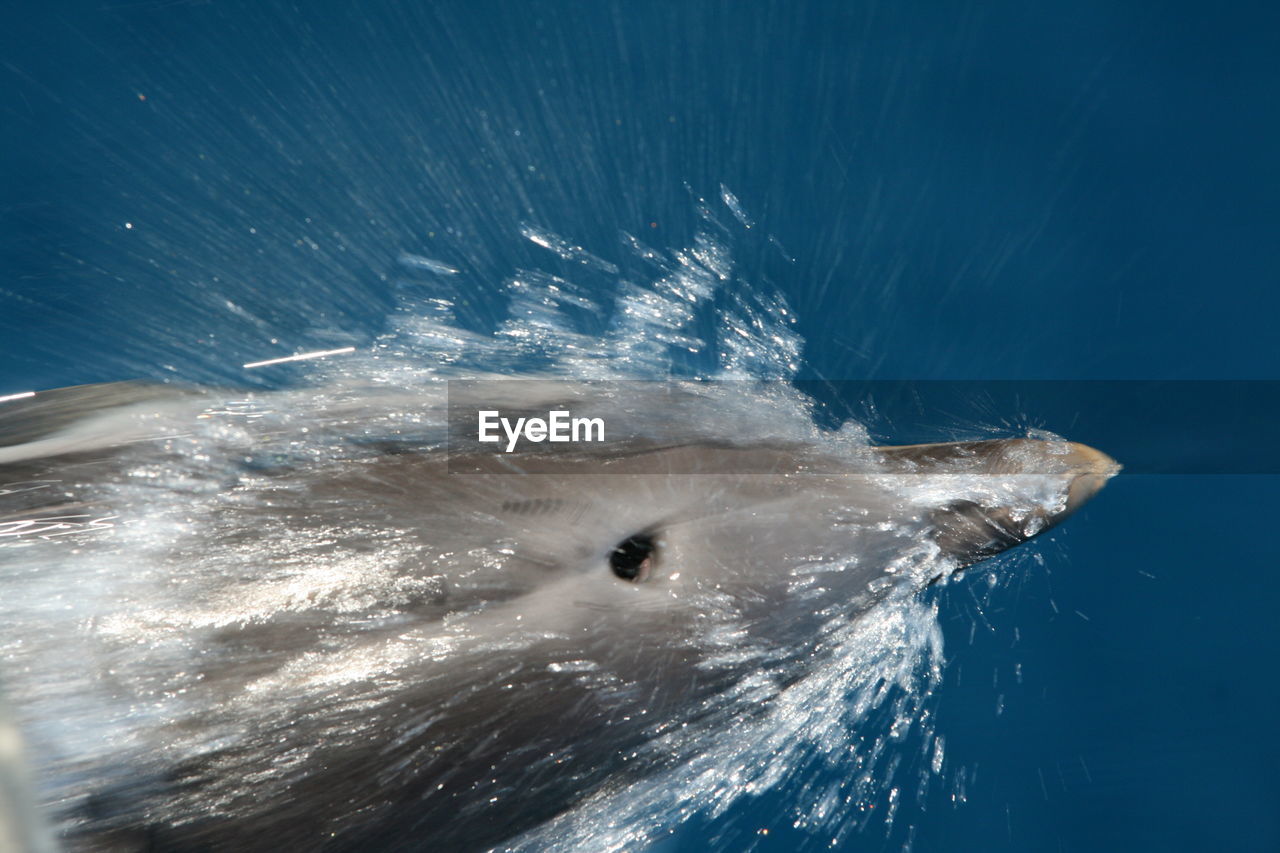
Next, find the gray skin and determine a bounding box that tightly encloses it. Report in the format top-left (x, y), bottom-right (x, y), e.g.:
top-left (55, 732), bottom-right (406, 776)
top-left (0, 384), bottom-right (1117, 852)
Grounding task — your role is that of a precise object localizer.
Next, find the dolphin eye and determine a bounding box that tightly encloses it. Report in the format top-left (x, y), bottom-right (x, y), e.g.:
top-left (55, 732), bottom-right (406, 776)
top-left (610, 532), bottom-right (656, 582)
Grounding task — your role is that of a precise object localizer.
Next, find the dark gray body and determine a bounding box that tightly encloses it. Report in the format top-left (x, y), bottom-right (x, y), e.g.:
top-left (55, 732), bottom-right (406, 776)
top-left (0, 383), bottom-right (1116, 851)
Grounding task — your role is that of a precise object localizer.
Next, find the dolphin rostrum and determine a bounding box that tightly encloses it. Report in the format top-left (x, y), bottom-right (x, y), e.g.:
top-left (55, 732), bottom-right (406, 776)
top-left (0, 381), bottom-right (1117, 851)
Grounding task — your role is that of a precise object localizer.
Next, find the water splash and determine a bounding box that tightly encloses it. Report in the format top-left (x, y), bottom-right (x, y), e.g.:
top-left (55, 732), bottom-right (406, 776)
top-left (0, 191), bottom-right (970, 852)
top-left (510, 596), bottom-right (946, 852)
top-left (334, 194), bottom-right (951, 849)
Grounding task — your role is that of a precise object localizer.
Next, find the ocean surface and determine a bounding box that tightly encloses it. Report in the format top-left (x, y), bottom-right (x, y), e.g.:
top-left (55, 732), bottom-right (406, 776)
top-left (2, 2), bottom-right (1278, 850)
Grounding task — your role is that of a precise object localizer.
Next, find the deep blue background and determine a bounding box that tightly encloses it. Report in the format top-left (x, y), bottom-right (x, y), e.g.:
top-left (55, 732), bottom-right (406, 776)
top-left (3, 2), bottom-right (1278, 850)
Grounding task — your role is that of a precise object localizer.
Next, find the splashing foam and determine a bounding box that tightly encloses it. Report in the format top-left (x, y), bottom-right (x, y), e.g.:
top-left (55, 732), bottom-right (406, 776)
top-left (1, 191), bottom-right (960, 850)
top-left (512, 598), bottom-right (945, 852)
top-left (339, 192), bottom-right (804, 387)
top-left (360, 195), bottom-right (945, 849)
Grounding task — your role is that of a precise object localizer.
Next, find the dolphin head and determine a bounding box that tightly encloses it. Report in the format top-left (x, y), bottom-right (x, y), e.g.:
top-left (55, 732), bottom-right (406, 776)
top-left (0, 384), bottom-right (1117, 850)
top-left (451, 436), bottom-right (1117, 613)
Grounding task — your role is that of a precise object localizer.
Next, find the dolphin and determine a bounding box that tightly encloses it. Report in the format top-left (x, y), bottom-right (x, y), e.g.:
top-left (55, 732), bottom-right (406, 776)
top-left (0, 381), bottom-right (1117, 851)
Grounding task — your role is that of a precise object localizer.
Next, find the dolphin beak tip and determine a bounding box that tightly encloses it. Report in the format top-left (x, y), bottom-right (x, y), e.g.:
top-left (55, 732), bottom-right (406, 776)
top-left (1064, 441), bottom-right (1120, 514)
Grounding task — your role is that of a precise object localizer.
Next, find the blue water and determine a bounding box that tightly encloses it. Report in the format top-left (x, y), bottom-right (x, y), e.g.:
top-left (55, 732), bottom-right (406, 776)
top-left (3, 1), bottom-right (1278, 850)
